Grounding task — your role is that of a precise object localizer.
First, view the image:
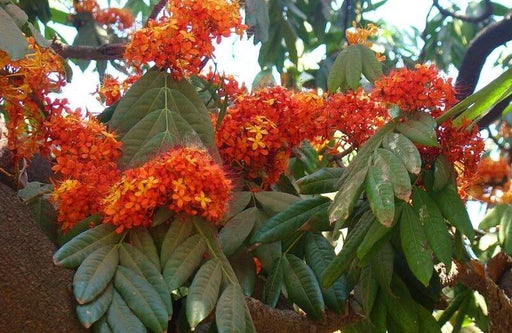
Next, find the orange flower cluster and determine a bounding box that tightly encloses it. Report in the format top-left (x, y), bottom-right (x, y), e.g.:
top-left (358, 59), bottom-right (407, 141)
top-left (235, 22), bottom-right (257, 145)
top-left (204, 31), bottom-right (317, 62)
top-left (124, 0), bottom-right (245, 78)
top-left (346, 22), bottom-right (379, 47)
top-left (102, 147), bottom-right (231, 232)
top-left (74, 0), bottom-right (134, 30)
top-left (97, 74), bottom-right (140, 106)
top-left (0, 38), bottom-right (66, 160)
top-left (373, 64), bottom-right (456, 114)
top-left (216, 86), bottom-right (389, 185)
top-left (325, 89), bottom-right (389, 148)
top-left (201, 70), bottom-right (247, 99)
top-left (48, 109), bottom-right (122, 230)
top-left (467, 157), bottom-right (511, 204)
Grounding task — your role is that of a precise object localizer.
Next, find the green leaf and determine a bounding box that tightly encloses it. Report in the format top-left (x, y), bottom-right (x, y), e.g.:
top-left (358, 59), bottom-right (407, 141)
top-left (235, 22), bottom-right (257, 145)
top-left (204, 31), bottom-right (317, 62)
top-left (118, 244), bottom-right (172, 316)
top-left (366, 166), bottom-right (395, 226)
top-left (400, 205), bottom-right (433, 286)
top-left (251, 197), bottom-right (331, 244)
top-left (396, 112), bottom-right (439, 147)
top-left (107, 290), bottom-right (145, 333)
top-left (297, 167), bottom-right (344, 194)
top-left (160, 221), bottom-right (193, 268)
top-left (263, 256), bottom-right (284, 307)
top-left (322, 211), bottom-right (375, 288)
top-left (383, 275), bottom-right (419, 333)
top-left (432, 155), bottom-right (452, 191)
top-left (72, 21), bottom-right (103, 71)
top-left (328, 167), bottom-right (367, 226)
top-left (229, 247), bottom-right (257, 296)
top-left (215, 285), bottom-right (246, 333)
top-left (162, 234), bottom-right (206, 291)
top-left (245, 0), bottom-right (269, 43)
top-left (57, 214), bottom-right (101, 246)
top-left (254, 191), bottom-right (300, 216)
top-left (4, 3), bottom-right (28, 27)
top-left (328, 48), bottom-right (348, 91)
top-left (54, 224), bottom-right (123, 268)
top-left (370, 294), bottom-right (387, 333)
top-left (0, 6), bottom-right (28, 60)
top-left (283, 254), bottom-right (325, 320)
top-left (433, 183), bottom-right (475, 240)
top-left (371, 241), bottom-right (394, 292)
top-left (77, 284), bottom-right (113, 328)
top-left (110, 71), bottom-right (215, 167)
top-left (186, 259), bottom-right (222, 329)
top-left (416, 304), bottom-right (442, 333)
top-left (151, 207), bottom-right (173, 227)
top-left (479, 204), bottom-right (509, 229)
top-left (356, 265), bottom-right (378, 316)
top-left (344, 45), bottom-right (363, 90)
top-left (360, 45), bottom-right (383, 83)
top-left (219, 207), bottom-right (258, 256)
top-left (74, 245), bottom-right (119, 304)
top-left (499, 205), bottom-right (512, 255)
top-left (114, 266), bottom-right (168, 332)
top-left (374, 148), bottom-right (412, 201)
top-left (304, 233), bottom-right (348, 313)
top-left (227, 192), bottom-right (253, 219)
top-left (17, 183), bottom-right (57, 243)
top-left (92, 315), bottom-right (113, 333)
top-left (412, 189), bottom-right (452, 271)
top-left (382, 133), bottom-right (421, 175)
top-left (130, 228), bottom-right (160, 270)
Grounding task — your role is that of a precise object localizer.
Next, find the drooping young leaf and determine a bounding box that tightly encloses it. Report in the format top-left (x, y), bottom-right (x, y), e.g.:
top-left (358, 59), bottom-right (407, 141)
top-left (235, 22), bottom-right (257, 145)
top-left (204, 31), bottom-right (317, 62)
top-left (263, 256), bottom-right (284, 307)
top-left (432, 183), bottom-right (475, 240)
top-left (162, 234), bottom-right (206, 291)
top-left (54, 224), bottom-right (123, 268)
top-left (400, 205), bottom-right (433, 287)
top-left (118, 244), bottom-right (172, 315)
top-left (382, 133), bottom-right (421, 175)
top-left (373, 148), bottom-right (412, 201)
top-left (283, 254), bottom-right (325, 320)
top-left (254, 191), bottom-right (300, 216)
top-left (251, 196), bottom-right (331, 244)
top-left (77, 284), bottom-right (113, 328)
top-left (322, 211), bottom-right (375, 288)
top-left (74, 244), bottom-right (119, 304)
top-left (215, 285), bottom-right (246, 333)
top-left (297, 167), bottom-right (344, 194)
top-left (412, 188), bottom-right (452, 271)
top-left (114, 266), bottom-right (168, 332)
top-left (160, 220), bottom-right (193, 268)
top-left (186, 259), bottom-right (222, 329)
top-left (107, 290), bottom-right (145, 333)
top-left (0, 7), bottom-right (28, 60)
top-left (396, 112), bottom-right (439, 147)
top-left (219, 207), bottom-right (258, 256)
top-left (366, 165), bottom-right (395, 227)
top-left (130, 228), bottom-right (160, 270)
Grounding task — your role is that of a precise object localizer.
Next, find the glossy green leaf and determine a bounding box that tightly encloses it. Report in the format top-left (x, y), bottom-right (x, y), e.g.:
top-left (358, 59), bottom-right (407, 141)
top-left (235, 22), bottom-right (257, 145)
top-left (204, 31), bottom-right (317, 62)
top-left (412, 189), bottom-right (452, 270)
top-left (114, 266), bottom-right (168, 332)
top-left (162, 234), bottom-right (206, 291)
top-left (360, 45), bottom-right (383, 83)
top-left (297, 167), bottom-right (344, 194)
top-left (374, 148), bottom-right (412, 201)
top-left (77, 284), bottom-right (113, 328)
top-left (304, 233), bottom-right (347, 312)
top-left (371, 241), bottom-right (394, 292)
top-left (366, 166), bottom-right (395, 226)
top-left (216, 285), bottom-right (246, 333)
top-left (57, 214), bottom-right (100, 246)
top-left (433, 183), bottom-right (475, 240)
top-left (74, 245), bottom-right (119, 304)
top-left (432, 155), bottom-right (452, 191)
top-left (219, 207), bottom-right (258, 256)
top-left (416, 304), bottom-right (442, 333)
top-left (54, 224), bottom-right (123, 268)
top-left (283, 254), bottom-right (325, 320)
top-left (0, 7), bottom-right (28, 60)
top-left (160, 221), bottom-right (193, 268)
top-left (130, 228), bottom-right (160, 270)
top-left (322, 211), bottom-right (375, 288)
top-left (186, 259), bottom-right (222, 329)
top-left (357, 265), bottom-right (378, 316)
top-left (328, 167), bottom-right (367, 226)
top-left (107, 290), bottom-right (145, 333)
top-left (263, 256), bottom-right (284, 307)
top-left (328, 47), bottom-right (348, 91)
top-left (400, 205), bottom-right (433, 286)
top-left (251, 197), bottom-right (330, 244)
top-left (227, 192), bottom-right (253, 219)
top-left (382, 133), bottom-right (421, 175)
top-left (383, 275), bottom-right (419, 333)
top-left (118, 244), bottom-right (171, 315)
top-left (254, 191), bottom-right (300, 216)
top-left (396, 112), bottom-right (439, 147)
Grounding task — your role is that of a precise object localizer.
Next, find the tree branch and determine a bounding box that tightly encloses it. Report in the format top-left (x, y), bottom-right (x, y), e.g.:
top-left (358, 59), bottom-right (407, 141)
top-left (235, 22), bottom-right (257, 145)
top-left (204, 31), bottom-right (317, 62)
top-left (146, 0), bottom-right (168, 24)
top-left (433, 0), bottom-right (494, 23)
top-left (50, 40), bottom-right (126, 60)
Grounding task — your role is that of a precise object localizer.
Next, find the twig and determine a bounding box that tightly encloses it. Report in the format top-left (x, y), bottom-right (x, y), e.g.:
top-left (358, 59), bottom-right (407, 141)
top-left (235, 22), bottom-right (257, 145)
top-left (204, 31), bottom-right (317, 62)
top-left (433, 0), bottom-right (493, 23)
top-left (146, 0), bottom-right (168, 25)
top-left (50, 41), bottom-right (126, 60)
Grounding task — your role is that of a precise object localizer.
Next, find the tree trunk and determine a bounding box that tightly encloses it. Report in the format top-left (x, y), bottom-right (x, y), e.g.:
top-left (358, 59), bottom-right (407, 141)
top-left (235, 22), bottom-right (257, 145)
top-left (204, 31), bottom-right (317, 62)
top-left (0, 183), bottom-right (86, 332)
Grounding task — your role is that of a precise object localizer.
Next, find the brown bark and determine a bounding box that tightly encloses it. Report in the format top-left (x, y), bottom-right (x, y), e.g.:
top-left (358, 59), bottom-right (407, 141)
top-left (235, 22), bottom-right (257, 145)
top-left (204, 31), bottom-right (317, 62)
top-left (0, 183), bottom-right (86, 332)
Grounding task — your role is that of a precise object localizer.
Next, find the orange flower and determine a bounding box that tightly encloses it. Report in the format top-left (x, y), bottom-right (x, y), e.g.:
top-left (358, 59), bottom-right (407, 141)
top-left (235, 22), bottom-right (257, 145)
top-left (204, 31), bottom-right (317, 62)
top-left (74, 0), bottom-right (134, 30)
top-left (346, 21), bottom-right (379, 47)
top-left (97, 74), bottom-right (140, 106)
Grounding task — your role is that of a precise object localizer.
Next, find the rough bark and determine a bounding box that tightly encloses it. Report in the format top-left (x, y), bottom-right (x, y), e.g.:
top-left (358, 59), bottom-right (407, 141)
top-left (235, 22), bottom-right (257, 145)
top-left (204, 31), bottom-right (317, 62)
top-left (0, 183), bottom-right (86, 332)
